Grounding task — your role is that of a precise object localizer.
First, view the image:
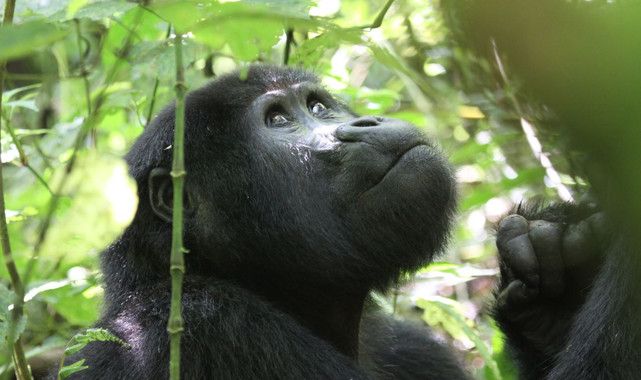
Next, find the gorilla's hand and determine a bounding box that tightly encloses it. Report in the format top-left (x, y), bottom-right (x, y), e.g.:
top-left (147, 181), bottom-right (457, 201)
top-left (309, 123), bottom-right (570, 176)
top-left (494, 208), bottom-right (606, 357)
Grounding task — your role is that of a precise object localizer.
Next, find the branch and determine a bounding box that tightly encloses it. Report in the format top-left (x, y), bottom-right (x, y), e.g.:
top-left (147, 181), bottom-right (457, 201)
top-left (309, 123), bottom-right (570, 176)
top-left (167, 30), bottom-right (187, 380)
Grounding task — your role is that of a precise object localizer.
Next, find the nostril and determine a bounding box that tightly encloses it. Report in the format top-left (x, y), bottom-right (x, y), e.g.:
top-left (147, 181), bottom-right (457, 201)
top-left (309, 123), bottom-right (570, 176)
top-left (350, 116), bottom-right (379, 127)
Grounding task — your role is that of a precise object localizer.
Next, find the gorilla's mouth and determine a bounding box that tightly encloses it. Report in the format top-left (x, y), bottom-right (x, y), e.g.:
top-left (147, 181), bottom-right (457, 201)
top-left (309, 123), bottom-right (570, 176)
top-left (369, 143), bottom-right (429, 190)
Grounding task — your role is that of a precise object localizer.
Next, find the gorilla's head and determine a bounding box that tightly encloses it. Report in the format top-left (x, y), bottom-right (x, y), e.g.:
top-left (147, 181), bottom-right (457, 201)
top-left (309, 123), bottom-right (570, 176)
top-left (124, 65), bottom-right (456, 292)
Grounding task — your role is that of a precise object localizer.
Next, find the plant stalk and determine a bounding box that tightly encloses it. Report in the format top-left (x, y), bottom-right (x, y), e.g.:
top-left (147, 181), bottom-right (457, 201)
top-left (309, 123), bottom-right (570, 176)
top-left (167, 31), bottom-right (187, 380)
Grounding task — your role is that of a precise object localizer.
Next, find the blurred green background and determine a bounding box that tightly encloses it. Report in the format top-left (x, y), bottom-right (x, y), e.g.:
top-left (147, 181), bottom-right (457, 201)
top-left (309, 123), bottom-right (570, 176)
top-left (2, 0), bottom-right (639, 379)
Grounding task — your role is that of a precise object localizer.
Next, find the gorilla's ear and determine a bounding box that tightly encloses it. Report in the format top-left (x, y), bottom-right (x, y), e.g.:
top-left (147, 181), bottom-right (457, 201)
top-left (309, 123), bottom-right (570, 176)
top-left (148, 168), bottom-right (195, 223)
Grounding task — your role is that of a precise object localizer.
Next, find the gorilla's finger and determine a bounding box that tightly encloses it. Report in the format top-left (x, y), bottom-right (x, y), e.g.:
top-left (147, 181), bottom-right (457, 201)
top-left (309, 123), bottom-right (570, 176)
top-left (497, 214), bottom-right (529, 250)
top-left (497, 215), bottom-right (539, 287)
top-left (496, 280), bottom-right (538, 311)
top-left (529, 220), bottom-right (564, 298)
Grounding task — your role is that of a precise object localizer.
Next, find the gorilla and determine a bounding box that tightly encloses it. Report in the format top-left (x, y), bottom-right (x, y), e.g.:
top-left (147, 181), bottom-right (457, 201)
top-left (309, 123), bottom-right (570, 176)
top-left (56, 66), bottom-right (613, 379)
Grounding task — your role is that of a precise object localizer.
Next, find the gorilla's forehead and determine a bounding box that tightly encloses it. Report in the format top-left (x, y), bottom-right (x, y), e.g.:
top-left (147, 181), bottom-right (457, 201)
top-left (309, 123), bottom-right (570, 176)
top-left (221, 65), bottom-right (317, 92)
top-left (190, 65), bottom-right (320, 108)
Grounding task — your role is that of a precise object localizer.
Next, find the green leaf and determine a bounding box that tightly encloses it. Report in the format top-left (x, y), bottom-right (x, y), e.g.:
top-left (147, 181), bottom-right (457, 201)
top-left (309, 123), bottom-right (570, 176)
top-left (37, 281), bottom-right (102, 326)
top-left (0, 283), bottom-right (14, 341)
top-left (64, 328), bottom-right (130, 357)
top-left (194, 18), bottom-right (281, 61)
top-left (292, 29), bottom-right (362, 67)
top-left (0, 21), bottom-right (69, 61)
top-left (485, 320), bottom-right (518, 380)
top-left (152, 0), bottom-right (323, 34)
top-left (130, 39), bottom-right (208, 79)
top-left (417, 297), bottom-right (502, 380)
top-left (66, 0), bottom-right (89, 19)
top-left (47, 0), bottom-right (137, 21)
top-left (74, 0), bottom-right (136, 21)
top-left (0, 283), bottom-right (26, 344)
top-left (4, 99), bottom-right (38, 112)
top-left (58, 359), bottom-right (89, 380)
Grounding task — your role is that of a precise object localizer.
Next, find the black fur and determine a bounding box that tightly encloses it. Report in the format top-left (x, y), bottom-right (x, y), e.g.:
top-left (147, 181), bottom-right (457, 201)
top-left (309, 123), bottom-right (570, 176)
top-left (54, 65), bottom-right (469, 379)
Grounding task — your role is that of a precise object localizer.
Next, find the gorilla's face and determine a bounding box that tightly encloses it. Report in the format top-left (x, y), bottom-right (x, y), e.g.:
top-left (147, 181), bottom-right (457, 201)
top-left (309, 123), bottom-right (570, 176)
top-left (142, 66), bottom-right (456, 288)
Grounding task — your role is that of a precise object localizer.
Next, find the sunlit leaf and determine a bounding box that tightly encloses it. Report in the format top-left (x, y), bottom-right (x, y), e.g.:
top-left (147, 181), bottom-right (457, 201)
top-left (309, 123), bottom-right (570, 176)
top-left (0, 21), bottom-right (69, 61)
top-left (72, 0), bottom-right (136, 21)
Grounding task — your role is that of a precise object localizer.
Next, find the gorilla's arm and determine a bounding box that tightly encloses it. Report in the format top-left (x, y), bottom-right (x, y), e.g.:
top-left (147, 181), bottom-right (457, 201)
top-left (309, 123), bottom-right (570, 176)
top-left (61, 278), bottom-right (368, 380)
top-left (360, 310), bottom-right (470, 380)
top-left (494, 204), bottom-right (641, 379)
top-left (547, 237), bottom-right (641, 379)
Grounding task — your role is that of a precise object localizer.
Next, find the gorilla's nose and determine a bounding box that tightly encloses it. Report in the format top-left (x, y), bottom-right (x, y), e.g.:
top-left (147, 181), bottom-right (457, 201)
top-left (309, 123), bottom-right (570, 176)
top-left (335, 117), bottom-right (428, 157)
top-left (349, 116), bottom-right (381, 127)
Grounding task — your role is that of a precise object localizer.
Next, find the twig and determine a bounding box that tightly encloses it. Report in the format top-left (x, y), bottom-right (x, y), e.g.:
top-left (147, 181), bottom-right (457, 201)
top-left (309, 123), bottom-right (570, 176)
top-left (167, 30), bottom-right (187, 380)
top-left (491, 39), bottom-right (574, 202)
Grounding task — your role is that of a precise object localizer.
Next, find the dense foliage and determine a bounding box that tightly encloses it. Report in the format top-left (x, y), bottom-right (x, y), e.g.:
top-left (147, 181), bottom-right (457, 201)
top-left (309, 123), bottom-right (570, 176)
top-left (3, 0), bottom-right (625, 379)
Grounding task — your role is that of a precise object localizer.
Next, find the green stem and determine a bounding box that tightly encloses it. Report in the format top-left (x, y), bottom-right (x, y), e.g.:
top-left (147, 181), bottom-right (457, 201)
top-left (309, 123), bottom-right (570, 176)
top-left (370, 0), bottom-right (395, 29)
top-left (168, 31), bottom-right (187, 380)
top-left (1, 3), bottom-right (33, 379)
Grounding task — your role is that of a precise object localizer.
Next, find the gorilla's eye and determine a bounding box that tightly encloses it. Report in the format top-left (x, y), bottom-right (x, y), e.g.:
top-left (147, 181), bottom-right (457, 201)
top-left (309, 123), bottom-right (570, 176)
top-left (265, 110), bottom-right (290, 128)
top-left (309, 100), bottom-right (327, 116)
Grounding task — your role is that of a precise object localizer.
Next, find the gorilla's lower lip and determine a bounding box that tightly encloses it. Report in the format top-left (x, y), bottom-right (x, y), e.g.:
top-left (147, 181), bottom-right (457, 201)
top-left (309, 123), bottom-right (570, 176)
top-left (368, 144), bottom-right (428, 191)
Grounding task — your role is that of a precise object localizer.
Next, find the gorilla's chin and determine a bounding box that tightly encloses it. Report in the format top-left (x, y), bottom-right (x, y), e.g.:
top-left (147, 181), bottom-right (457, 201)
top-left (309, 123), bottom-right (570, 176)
top-left (348, 144), bottom-right (456, 276)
